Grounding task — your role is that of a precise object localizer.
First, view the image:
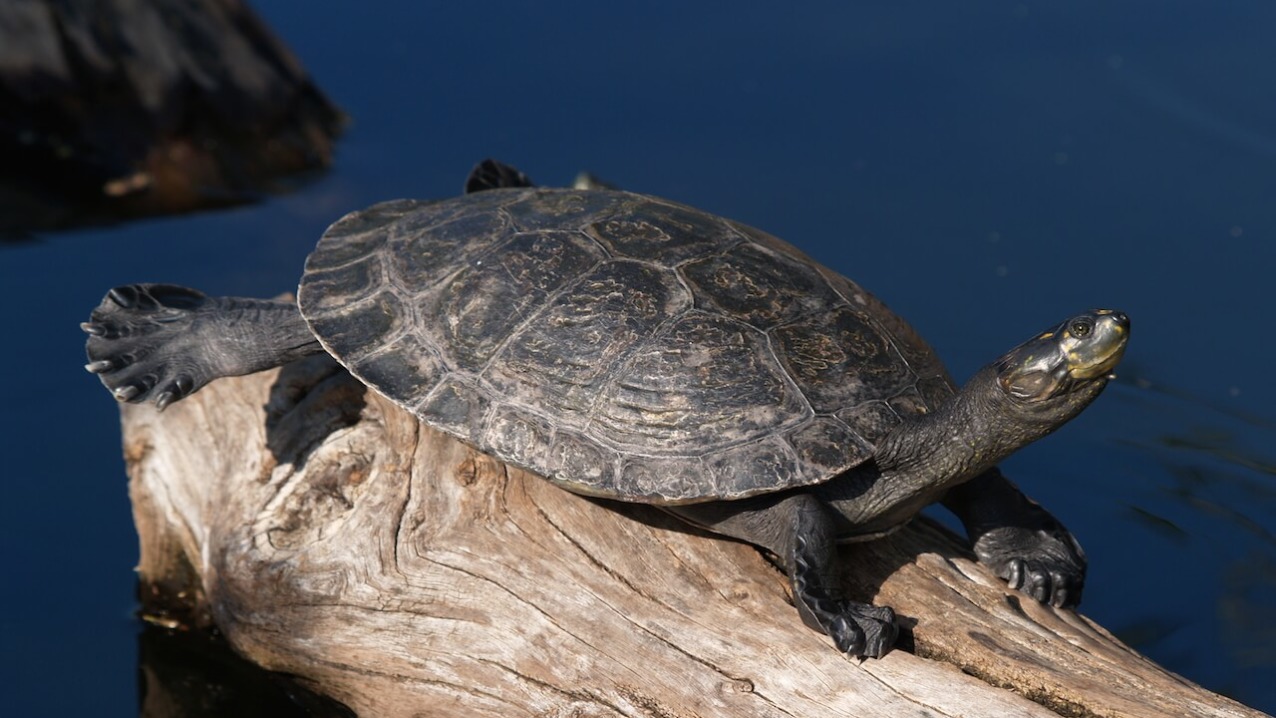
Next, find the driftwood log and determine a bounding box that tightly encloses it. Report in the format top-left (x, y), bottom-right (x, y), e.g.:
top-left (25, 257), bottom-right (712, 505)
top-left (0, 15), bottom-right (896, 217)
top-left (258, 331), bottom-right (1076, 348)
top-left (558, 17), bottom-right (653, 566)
top-left (119, 356), bottom-right (1267, 718)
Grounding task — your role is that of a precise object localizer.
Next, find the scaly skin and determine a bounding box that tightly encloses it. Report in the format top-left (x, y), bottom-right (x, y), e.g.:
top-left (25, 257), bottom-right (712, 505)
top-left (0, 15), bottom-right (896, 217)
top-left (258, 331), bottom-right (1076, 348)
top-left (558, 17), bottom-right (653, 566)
top-left (84, 284), bottom-right (322, 409)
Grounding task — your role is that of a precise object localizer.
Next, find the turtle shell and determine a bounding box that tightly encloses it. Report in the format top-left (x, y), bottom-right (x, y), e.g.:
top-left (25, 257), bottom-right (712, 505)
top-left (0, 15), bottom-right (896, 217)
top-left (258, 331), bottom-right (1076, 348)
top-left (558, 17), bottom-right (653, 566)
top-left (297, 188), bottom-right (954, 504)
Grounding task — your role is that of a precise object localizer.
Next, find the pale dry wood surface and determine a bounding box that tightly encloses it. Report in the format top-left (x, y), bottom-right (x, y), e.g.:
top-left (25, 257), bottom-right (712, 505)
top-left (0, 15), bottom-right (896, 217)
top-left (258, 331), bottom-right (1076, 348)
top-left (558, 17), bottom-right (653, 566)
top-left (119, 356), bottom-right (1268, 718)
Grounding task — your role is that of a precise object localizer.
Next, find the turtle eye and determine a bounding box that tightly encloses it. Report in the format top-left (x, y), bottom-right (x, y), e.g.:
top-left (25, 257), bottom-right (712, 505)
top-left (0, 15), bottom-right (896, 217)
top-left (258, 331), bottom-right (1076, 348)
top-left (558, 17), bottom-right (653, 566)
top-left (1069, 318), bottom-right (1093, 338)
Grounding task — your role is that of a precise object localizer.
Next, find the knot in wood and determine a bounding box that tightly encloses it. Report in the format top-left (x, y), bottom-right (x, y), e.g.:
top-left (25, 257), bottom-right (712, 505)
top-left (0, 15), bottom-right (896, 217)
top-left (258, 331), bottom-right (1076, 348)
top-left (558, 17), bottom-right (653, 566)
top-left (455, 455), bottom-right (480, 485)
top-left (720, 678), bottom-right (754, 695)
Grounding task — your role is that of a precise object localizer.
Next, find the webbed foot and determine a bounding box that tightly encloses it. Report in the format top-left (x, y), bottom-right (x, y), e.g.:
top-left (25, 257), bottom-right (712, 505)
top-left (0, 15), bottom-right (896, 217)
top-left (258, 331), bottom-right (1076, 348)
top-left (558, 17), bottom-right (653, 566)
top-left (797, 592), bottom-right (897, 658)
top-left (83, 284), bottom-right (222, 408)
top-left (972, 525), bottom-right (1086, 608)
top-left (944, 469), bottom-right (1088, 609)
top-left (793, 535), bottom-right (898, 658)
top-left (83, 283), bottom-right (322, 409)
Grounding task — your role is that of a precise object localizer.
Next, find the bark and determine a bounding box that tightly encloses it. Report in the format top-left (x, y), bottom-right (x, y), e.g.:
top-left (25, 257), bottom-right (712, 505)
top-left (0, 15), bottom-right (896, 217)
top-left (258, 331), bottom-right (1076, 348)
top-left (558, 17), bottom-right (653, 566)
top-left (120, 356), bottom-right (1267, 718)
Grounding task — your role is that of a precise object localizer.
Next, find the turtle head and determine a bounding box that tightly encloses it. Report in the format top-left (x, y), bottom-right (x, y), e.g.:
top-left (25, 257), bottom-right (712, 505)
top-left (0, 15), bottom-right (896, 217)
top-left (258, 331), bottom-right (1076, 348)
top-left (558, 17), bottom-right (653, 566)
top-left (994, 309), bottom-right (1129, 412)
top-left (872, 309), bottom-right (1128, 492)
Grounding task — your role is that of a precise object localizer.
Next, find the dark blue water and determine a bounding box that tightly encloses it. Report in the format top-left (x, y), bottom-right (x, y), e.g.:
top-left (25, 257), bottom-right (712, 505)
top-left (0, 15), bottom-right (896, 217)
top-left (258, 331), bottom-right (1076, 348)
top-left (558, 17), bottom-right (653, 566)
top-left (4, 2), bottom-right (1274, 715)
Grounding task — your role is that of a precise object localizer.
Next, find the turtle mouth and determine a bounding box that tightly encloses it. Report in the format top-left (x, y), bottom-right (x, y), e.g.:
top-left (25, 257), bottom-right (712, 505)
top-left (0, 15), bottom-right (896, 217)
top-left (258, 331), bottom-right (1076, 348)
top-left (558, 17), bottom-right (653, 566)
top-left (1063, 310), bottom-right (1129, 380)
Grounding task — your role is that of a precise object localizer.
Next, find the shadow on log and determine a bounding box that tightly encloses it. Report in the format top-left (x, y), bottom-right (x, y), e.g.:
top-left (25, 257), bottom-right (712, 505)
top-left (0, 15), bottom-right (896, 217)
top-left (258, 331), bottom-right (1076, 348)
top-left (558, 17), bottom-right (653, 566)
top-left (119, 356), bottom-right (1268, 718)
top-left (137, 623), bottom-right (354, 718)
top-left (0, 0), bottom-right (344, 238)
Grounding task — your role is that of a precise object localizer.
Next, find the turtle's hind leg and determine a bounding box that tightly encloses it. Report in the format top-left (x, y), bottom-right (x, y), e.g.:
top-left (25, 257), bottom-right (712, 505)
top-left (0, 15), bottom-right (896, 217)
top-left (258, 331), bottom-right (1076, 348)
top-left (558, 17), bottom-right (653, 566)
top-left (669, 493), bottom-right (898, 658)
top-left (464, 159), bottom-right (534, 193)
top-left (83, 284), bottom-right (323, 409)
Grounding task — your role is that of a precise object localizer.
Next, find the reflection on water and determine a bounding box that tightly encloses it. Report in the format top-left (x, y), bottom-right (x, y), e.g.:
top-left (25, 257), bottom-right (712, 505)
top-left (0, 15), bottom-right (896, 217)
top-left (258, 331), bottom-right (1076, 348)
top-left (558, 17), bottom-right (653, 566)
top-left (1109, 373), bottom-right (1276, 705)
top-left (1160, 431), bottom-right (1276, 480)
top-left (1114, 62), bottom-right (1276, 160)
top-left (1121, 377), bottom-right (1276, 541)
top-left (1220, 554), bottom-right (1276, 669)
top-left (1122, 369), bottom-right (1276, 431)
top-left (1112, 615), bottom-right (1183, 654)
top-left (1162, 464), bottom-right (1276, 546)
top-left (1124, 504), bottom-right (1190, 543)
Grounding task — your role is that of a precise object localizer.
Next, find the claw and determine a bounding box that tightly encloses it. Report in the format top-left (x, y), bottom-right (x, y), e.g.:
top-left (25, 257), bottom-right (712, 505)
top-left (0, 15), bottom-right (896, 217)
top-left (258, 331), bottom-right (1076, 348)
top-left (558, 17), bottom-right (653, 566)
top-left (1033, 584), bottom-right (1049, 603)
top-left (1026, 571), bottom-right (1048, 602)
top-left (81, 322), bottom-right (105, 336)
top-left (85, 360), bottom-right (113, 373)
top-left (108, 286), bottom-right (138, 308)
top-left (154, 391), bottom-right (175, 412)
top-left (830, 616), bottom-right (864, 656)
top-left (113, 385), bottom-right (140, 402)
top-left (1005, 559), bottom-right (1025, 590)
top-left (1052, 586), bottom-right (1069, 608)
top-left (865, 632), bottom-right (890, 659)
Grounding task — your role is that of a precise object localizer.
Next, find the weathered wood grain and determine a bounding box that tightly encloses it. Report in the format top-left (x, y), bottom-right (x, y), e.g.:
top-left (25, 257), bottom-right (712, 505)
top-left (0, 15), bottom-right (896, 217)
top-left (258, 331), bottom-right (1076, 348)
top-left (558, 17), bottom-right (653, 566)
top-left (120, 356), bottom-right (1267, 718)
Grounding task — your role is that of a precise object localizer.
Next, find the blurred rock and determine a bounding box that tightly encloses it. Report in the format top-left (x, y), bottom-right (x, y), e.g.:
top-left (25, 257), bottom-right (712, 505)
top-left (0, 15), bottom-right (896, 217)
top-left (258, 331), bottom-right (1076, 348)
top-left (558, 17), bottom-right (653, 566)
top-left (0, 0), bottom-right (346, 238)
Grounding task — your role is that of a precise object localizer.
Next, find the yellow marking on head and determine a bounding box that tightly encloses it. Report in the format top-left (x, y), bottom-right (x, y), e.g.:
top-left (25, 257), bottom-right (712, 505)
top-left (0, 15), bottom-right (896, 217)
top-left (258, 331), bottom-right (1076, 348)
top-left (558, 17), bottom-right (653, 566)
top-left (1038, 332), bottom-right (1055, 339)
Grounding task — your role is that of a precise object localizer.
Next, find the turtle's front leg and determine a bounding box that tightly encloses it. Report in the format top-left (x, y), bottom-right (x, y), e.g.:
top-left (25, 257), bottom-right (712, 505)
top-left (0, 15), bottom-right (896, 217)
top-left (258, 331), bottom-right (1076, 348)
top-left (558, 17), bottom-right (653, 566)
top-left (942, 468), bottom-right (1087, 608)
top-left (83, 283), bottom-right (323, 409)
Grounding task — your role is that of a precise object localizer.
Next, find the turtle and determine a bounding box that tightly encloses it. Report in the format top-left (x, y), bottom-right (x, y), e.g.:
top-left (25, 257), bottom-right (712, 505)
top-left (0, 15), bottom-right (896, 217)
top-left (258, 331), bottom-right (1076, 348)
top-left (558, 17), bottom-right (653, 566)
top-left (83, 159), bottom-right (1129, 658)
